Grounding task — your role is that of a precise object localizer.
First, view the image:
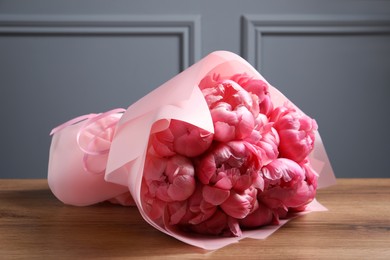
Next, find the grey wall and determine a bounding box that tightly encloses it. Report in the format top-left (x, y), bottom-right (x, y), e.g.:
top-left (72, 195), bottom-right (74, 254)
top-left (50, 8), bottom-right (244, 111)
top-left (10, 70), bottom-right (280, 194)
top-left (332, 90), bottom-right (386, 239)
top-left (1, 0), bottom-right (389, 178)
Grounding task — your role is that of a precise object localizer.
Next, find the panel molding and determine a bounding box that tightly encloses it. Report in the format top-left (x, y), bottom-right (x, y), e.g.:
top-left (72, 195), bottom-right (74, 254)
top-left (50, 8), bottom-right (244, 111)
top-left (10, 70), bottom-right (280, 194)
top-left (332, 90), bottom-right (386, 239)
top-left (242, 15), bottom-right (390, 70)
top-left (0, 15), bottom-right (201, 70)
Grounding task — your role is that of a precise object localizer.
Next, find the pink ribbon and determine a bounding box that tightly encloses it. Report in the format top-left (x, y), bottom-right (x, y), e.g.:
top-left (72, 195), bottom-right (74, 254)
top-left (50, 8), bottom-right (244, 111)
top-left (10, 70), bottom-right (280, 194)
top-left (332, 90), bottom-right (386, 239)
top-left (50, 108), bottom-right (126, 174)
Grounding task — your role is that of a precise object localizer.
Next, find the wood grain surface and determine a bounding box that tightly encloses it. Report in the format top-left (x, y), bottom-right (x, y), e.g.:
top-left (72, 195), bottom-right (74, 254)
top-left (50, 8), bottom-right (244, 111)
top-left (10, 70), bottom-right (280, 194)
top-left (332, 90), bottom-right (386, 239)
top-left (0, 179), bottom-right (389, 259)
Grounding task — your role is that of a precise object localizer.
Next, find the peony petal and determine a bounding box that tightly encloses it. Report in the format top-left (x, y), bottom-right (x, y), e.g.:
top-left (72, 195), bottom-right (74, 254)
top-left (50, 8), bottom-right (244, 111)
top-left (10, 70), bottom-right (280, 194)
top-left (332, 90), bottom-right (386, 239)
top-left (151, 133), bottom-right (175, 157)
top-left (168, 175), bottom-right (196, 201)
top-left (233, 174), bottom-right (252, 192)
top-left (156, 183), bottom-right (173, 202)
top-left (239, 202), bottom-right (274, 228)
top-left (251, 171), bottom-right (265, 191)
top-left (262, 158), bottom-right (305, 183)
top-left (143, 156), bottom-right (167, 182)
top-left (173, 127), bottom-right (213, 157)
top-left (213, 175), bottom-right (233, 190)
top-left (214, 121), bottom-right (236, 142)
top-left (197, 153), bottom-right (217, 185)
top-left (167, 201), bottom-right (188, 225)
top-left (236, 106), bottom-right (255, 140)
top-left (143, 194), bottom-right (166, 220)
top-left (190, 210), bottom-right (228, 236)
top-left (198, 73), bottom-right (220, 90)
top-left (165, 156), bottom-right (195, 181)
top-left (228, 217), bottom-right (242, 237)
top-left (189, 201), bottom-right (216, 225)
top-left (202, 185), bottom-right (230, 205)
top-left (220, 189), bottom-right (257, 219)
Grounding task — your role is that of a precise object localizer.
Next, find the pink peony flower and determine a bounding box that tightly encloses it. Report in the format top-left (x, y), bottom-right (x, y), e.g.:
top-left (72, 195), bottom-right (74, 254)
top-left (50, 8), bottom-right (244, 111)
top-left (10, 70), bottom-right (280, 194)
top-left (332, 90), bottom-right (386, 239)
top-left (239, 202), bottom-right (275, 228)
top-left (174, 185), bottom-right (243, 236)
top-left (151, 119), bottom-right (213, 157)
top-left (179, 183), bottom-right (217, 225)
top-left (244, 119), bottom-right (280, 167)
top-left (195, 141), bottom-right (262, 229)
top-left (270, 104), bottom-right (318, 163)
top-left (197, 141), bottom-right (263, 192)
top-left (143, 154), bottom-right (196, 220)
top-left (201, 79), bottom-right (260, 143)
top-left (210, 102), bottom-right (255, 142)
top-left (259, 158), bottom-right (317, 219)
top-left (230, 73), bottom-right (274, 116)
top-left (219, 187), bottom-right (258, 219)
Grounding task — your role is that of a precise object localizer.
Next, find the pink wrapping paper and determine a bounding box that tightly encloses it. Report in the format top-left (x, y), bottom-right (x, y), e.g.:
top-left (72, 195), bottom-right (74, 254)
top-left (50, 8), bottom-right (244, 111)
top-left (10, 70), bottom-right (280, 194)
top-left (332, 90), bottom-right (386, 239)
top-left (48, 51), bottom-right (336, 250)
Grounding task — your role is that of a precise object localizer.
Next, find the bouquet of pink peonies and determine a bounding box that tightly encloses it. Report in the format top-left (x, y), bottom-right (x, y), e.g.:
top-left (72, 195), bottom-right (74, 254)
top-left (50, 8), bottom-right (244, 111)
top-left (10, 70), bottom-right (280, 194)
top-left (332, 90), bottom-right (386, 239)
top-left (48, 51), bottom-right (335, 250)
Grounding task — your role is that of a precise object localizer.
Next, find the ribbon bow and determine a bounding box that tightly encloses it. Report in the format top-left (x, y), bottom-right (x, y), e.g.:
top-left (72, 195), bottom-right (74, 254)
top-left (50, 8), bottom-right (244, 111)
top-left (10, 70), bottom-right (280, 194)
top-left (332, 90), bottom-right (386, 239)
top-left (50, 108), bottom-right (126, 174)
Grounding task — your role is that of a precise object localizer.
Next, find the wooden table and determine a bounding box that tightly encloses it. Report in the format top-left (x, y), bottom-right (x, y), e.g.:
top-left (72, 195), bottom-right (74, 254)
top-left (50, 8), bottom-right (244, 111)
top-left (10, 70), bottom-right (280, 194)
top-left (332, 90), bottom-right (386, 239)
top-left (0, 179), bottom-right (389, 259)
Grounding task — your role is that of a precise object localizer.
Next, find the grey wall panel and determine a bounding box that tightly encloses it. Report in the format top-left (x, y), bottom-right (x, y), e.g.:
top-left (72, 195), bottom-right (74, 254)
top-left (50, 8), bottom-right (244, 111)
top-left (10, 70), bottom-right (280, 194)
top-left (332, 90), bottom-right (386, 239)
top-left (0, 15), bottom-right (201, 67)
top-left (243, 15), bottom-right (390, 69)
top-left (243, 15), bottom-right (390, 178)
top-left (0, 15), bottom-right (200, 178)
